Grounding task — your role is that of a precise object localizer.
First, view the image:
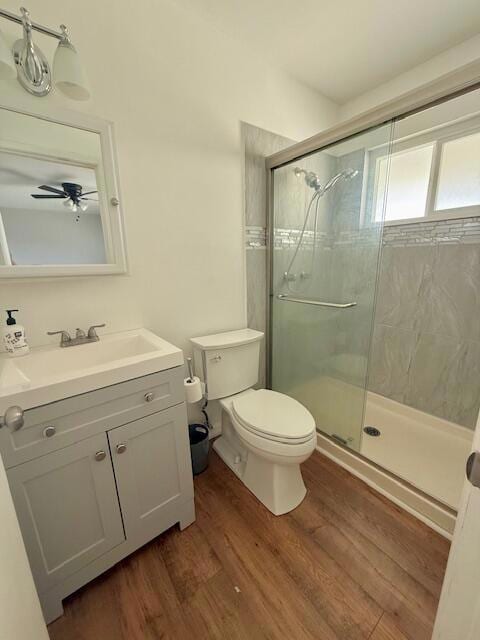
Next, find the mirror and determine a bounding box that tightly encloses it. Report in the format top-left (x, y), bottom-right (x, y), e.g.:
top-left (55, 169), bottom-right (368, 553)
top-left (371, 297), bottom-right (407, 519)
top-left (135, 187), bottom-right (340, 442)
top-left (0, 105), bottom-right (126, 277)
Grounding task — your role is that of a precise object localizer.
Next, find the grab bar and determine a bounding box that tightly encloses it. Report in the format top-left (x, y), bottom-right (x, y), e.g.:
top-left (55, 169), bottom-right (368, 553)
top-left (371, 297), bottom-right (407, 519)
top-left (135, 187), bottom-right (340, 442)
top-left (276, 294), bottom-right (357, 309)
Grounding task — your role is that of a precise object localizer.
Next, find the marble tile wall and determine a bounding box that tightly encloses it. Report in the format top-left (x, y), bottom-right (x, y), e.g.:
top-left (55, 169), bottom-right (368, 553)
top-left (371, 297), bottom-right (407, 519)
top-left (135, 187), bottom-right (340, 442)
top-left (243, 123), bottom-right (295, 388)
top-left (369, 238), bottom-right (480, 428)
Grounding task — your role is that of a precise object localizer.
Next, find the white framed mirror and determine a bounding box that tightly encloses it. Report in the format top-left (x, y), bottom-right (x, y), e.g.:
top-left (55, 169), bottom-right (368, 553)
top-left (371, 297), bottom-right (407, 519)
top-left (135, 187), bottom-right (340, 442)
top-left (0, 101), bottom-right (127, 277)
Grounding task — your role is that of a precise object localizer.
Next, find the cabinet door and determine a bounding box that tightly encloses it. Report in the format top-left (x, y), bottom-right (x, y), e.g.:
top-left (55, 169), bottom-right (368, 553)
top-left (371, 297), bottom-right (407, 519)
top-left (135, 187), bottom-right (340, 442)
top-left (7, 433), bottom-right (125, 593)
top-left (108, 404), bottom-right (194, 547)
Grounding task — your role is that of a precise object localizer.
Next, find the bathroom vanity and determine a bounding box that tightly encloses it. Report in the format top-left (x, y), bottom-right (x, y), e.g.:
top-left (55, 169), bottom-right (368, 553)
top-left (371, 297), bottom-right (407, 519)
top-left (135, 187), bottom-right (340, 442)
top-left (0, 329), bottom-right (195, 623)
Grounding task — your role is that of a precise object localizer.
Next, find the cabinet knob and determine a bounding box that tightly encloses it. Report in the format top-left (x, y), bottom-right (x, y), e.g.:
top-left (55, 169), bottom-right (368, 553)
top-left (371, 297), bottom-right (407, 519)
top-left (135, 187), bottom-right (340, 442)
top-left (43, 426), bottom-right (56, 438)
top-left (94, 450), bottom-right (106, 461)
top-left (116, 443), bottom-right (127, 454)
top-left (144, 392), bottom-right (154, 403)
top-left (0, 406), bottom-right (24, 431)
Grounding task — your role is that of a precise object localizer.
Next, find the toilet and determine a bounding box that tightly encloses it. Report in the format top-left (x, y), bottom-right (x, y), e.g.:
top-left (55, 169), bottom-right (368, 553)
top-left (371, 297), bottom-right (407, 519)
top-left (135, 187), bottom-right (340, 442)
top-left (191, 328), bottom-right (316, 515)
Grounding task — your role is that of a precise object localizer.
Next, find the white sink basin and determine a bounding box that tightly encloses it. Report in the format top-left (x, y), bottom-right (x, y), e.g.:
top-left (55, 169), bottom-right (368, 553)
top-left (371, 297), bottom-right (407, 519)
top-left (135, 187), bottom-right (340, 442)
top-left (0, 328), bottom-right (184, 413)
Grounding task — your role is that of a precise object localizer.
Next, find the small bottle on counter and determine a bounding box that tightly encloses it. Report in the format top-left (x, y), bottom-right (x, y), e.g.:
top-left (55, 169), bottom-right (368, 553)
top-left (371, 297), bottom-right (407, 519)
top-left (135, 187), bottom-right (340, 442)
top-left (2, 309), bottom-right (30, 357)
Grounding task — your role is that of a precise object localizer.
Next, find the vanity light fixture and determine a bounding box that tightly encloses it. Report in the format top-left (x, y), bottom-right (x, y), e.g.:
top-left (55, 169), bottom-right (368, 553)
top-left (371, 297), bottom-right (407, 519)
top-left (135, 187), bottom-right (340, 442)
top-left (0, 6), bottom-right (90, 99)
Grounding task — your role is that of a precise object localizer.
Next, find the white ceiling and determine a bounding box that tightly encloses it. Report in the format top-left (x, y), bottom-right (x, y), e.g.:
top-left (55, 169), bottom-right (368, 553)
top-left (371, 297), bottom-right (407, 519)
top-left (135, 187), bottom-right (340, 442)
top-left (174, 0), bottom-right (480, 103)
top-left (0, 153), bottom-right (99, 215)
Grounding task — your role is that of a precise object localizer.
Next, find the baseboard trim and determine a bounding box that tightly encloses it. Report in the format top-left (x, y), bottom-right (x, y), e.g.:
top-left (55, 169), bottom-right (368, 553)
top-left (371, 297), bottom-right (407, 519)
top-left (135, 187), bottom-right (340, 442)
top-left (316, 433), bottom-right (455, 539)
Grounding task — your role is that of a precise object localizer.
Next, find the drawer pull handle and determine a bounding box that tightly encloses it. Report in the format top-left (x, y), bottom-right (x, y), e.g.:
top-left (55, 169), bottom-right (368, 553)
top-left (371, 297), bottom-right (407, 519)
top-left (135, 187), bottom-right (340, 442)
top-left (43, 426), bottom-right (56, 438)
top-left (94, 450), bottom-right (106, 462)
top-left (144, 392), bottom-right (154, 403)
top-left (116, 443), bottom-right (127, 454)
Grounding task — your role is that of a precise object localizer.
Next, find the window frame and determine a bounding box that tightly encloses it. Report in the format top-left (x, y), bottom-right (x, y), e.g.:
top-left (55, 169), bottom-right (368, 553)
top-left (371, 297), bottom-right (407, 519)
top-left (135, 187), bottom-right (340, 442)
top-left (369, 113), bottom-right (480, 227)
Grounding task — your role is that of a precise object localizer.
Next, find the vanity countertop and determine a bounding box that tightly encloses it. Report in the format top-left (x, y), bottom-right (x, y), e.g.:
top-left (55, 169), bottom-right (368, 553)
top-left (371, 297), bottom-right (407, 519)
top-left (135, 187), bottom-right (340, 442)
top-left (0, 328), bottom-right (183, 413)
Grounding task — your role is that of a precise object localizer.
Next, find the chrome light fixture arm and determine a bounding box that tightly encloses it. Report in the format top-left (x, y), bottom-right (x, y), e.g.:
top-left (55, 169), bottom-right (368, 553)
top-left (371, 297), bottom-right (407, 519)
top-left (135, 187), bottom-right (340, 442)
top-left (12, 7), bottom-right (51, 96)
top-left (0, 6), bottom-right (63, 39)
top-left (0, 6), bottom-right (89, 99)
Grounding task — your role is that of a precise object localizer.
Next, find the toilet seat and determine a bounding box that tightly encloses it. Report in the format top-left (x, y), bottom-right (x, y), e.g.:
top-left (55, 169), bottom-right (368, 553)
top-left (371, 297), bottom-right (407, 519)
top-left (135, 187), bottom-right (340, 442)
top-left (232, 389), bottom-right (315, 445)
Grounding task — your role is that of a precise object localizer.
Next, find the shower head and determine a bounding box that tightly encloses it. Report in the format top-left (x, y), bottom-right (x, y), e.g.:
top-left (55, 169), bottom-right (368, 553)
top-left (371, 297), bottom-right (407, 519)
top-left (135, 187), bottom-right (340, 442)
top-left (294, 166), bottom-right (359, 193)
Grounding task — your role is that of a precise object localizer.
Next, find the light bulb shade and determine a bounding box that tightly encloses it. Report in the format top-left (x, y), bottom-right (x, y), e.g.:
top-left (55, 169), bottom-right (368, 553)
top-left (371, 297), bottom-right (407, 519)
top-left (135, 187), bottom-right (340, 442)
top-left (71, 202), bottom-right (78, 213)
top-left (0, 29), bottom-right (16, 79)
top-left (63, 198), bottom-right (72, 208)
top-left (79, 201), bottom-right (88, 212)
top-left (53, 41), bottom-right (90, 101)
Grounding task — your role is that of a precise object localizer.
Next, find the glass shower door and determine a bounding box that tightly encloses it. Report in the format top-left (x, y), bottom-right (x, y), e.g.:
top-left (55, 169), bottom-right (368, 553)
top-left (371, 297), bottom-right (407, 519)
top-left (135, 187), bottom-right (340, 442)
top-left (270, 123), bottom-right (394, 450)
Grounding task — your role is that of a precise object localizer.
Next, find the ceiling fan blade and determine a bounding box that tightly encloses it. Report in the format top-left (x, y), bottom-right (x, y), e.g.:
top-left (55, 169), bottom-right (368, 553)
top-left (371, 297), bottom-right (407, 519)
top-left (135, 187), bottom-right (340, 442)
top-left (80, 197), bottom-right (98, 201)
top-left (38, 185), bottom-right (66, 195)
top-left (80, 190), bottom-right (98, 196)
top-left (31, 194), bottom-right (66, 199)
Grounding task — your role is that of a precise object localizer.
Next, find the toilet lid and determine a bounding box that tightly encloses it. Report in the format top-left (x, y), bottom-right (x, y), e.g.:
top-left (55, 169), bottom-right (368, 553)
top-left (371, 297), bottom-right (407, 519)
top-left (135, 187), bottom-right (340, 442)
top-left (232, 389), bottom-right (315, 442)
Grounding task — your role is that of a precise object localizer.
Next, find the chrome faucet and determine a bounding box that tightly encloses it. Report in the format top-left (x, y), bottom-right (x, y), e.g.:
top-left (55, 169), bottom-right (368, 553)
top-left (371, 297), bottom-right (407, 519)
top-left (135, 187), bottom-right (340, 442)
top-left (47, 324), bottom-right (106, 347)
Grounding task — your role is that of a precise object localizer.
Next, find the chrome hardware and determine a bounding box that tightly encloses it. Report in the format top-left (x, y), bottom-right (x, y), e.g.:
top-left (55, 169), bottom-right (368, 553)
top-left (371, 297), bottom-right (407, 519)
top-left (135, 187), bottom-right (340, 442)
top-left (110, 197), bottom-right (120, 206)
top-left (47, 330), bottom-right (72, 346)
top-left (12, 8), bottom-right (52, 97)
top-left (47, 323), bottom-right (105, 347)
top-left (283, 271), bottom-right (297, 282)
top-left (144, 392), bottom-right (154, 403)
top-left (277, 294), bottom-right (357, 309)
top-left (0, 406), bottom-right (24, 431)
top-left (94, 450), bottom-right (106, 462)
top-left (186, 357), bottom-right (195, 382)
top-left (466, 451), bottom-right (480, 488)
top-left (43, 426), bottom-right (56, 438)
top-left (116, 443), bottom-right (127, 454)
top-left (87, 324), bottom-right (105, 340)
top-left (210, 355), bottom-right (222, 363)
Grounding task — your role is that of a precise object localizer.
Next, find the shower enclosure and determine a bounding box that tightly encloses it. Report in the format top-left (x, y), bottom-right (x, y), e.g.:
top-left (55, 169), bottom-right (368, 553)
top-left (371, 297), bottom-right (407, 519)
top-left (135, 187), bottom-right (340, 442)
top-left (267, 85), bottom-right (480, 513)
top-left (269, 122), bottom-right (394, 450)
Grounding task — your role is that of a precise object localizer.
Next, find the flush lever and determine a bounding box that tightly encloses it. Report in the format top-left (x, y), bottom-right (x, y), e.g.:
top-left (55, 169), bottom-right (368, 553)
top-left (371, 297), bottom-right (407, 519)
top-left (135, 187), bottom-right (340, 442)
top-left (466, 451), bottom-right (480, 488)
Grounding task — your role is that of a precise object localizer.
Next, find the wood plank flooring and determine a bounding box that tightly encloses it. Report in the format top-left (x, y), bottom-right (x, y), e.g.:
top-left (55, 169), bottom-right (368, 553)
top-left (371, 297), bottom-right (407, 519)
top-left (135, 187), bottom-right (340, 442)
top-left (48, 450), bottom-right (450, 640)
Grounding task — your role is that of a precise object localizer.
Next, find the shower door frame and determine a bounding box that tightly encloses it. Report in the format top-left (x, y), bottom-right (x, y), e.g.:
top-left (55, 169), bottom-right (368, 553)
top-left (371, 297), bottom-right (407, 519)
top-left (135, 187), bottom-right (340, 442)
top-left (265, 59), bottom-right (480, 389)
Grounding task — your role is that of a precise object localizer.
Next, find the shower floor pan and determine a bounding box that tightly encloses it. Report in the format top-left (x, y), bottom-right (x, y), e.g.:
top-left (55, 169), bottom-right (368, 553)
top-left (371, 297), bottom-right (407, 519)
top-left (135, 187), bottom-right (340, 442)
top-left (362, 391), bottom-right (473, 510)
top-left (287, 376), bottom-right (472, 511)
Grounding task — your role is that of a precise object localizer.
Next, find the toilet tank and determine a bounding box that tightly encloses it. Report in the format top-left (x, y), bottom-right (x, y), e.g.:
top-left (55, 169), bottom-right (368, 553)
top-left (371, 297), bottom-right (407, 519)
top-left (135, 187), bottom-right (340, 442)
top-left (191, 329), bottom-right (263, 400)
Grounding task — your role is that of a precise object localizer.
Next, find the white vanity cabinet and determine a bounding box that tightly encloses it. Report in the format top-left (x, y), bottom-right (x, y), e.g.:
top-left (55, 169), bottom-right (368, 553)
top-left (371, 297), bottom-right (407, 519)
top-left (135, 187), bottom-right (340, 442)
top-left (0, 366), bottom-right (195, 624)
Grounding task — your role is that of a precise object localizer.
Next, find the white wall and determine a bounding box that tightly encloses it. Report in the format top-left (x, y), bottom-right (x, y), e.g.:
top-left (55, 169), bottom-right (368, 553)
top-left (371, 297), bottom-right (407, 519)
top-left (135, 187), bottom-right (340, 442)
top-left (0, 0), bottom-right (337, 354)
top-left (340, 33), bottom-right (480, 120)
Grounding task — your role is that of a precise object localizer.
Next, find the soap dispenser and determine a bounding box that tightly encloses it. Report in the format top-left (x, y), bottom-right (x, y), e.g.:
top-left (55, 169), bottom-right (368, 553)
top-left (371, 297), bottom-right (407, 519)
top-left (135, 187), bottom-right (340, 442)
top-left (3, 309), bottom-right (29, 357)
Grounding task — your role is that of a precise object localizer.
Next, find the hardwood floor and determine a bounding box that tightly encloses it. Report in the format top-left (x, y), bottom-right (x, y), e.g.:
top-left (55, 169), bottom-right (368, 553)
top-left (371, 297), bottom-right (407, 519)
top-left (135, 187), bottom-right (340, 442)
top-left (48, 450), bottom-right (450, 640)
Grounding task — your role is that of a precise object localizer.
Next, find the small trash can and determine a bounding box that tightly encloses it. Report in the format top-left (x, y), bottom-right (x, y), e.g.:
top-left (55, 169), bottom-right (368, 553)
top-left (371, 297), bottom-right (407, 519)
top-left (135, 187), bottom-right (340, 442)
top-left (188, 423), bottom-right (209, 475)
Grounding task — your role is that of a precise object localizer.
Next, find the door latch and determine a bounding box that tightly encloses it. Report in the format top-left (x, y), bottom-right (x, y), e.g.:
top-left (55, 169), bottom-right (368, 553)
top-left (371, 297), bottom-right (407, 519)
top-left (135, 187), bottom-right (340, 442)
top-left (466, 451), bottom-right (480, 488)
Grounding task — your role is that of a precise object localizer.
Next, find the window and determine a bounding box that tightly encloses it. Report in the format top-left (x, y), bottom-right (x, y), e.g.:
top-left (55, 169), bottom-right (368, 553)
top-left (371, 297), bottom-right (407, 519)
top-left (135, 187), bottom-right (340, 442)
top-left (374, 144), bottom-right (434, 222)
top-left (436, 131), bottom-right (480, 210)
top-left (370, 117), bottom-right (480, 225)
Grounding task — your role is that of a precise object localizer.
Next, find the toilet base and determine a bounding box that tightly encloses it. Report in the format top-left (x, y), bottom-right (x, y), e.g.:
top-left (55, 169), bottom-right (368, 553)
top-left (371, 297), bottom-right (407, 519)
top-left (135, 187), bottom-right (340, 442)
top-left (213, 432), bottom-right (308, 516)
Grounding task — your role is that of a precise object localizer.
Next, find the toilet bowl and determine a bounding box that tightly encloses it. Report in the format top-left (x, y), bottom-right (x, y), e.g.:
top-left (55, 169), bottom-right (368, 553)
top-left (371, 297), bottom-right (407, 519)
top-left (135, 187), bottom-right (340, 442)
top-left (190, 328), bottom-right (317, 516)
top-left (216, 389), bottom-right (316, 515)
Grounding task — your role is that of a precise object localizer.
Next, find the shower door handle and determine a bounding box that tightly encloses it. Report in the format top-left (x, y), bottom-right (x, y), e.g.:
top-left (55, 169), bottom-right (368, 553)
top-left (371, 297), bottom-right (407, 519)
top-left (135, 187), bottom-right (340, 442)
top-left (466, 451), bottom-right (480, 488)
top-left (276, 294), bottom-right (357, 309)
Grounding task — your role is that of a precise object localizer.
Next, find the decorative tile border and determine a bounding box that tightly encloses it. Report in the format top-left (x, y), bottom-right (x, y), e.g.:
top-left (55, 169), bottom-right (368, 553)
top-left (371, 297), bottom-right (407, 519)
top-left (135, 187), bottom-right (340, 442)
top-left (382, 217), bottom-right (480, 246)
top-left (245, 226), bottom-right (266, 249)
top-left (247, 218), bottom-right (480, 250)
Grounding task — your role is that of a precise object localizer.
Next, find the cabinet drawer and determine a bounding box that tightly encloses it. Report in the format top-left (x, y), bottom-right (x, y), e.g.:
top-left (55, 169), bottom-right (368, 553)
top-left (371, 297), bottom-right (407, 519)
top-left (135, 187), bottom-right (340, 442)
top-left (0, 367), bottom-right (185, 468)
